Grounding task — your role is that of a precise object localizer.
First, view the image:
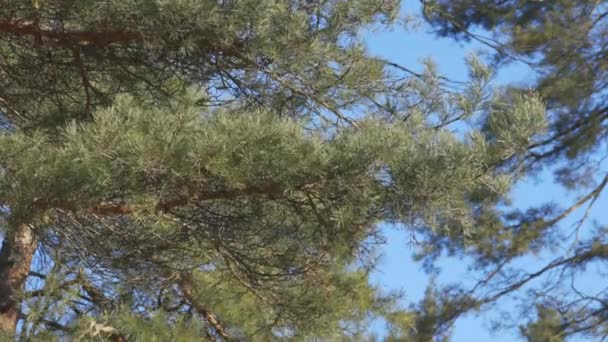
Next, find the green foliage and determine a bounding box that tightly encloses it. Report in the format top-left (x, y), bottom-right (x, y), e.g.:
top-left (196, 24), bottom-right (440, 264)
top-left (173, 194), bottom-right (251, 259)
top-left (0, 88), bottom-right (542, 339)
top-left (424, 0), bottom-right (608, 173)
top-left (520, 306), bottom-right (565, 342)
top-left (0, 0), bottom-right (399, 127)
top-left (486, 93), bottom-right (546, 159)
top-left (0, 0), bottom-right (549, 340)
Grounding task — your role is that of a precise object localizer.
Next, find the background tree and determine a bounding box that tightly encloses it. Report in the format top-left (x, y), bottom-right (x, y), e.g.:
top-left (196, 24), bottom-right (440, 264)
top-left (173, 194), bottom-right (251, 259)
top-left (0, 0), bottom-right (547, 340)
top-left (420, 0), bottom-right (608, 340)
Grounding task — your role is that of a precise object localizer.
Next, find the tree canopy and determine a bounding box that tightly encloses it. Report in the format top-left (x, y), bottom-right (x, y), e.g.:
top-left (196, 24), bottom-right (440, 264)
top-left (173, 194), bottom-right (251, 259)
top-left (0, 0), bottom-right (578, 340)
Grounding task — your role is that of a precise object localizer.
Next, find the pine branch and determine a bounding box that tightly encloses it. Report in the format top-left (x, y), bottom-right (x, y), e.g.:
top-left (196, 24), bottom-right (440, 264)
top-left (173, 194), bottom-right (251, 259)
top-left (24, 279), bottom-right (80, 298)
top-left (42, 319), bottom-right (70, 332)
top-left (76, 275), bottom-right (114, 313)
top-left (177, 272), bottom-right (229, 340)
top-left (31, 182), bottom-right (286, 216)
top-left (0, 18), bottom-right (143, 48)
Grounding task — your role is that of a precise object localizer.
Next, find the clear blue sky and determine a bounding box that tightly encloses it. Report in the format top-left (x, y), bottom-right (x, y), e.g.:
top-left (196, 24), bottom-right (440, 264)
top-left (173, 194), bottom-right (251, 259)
top-left (364, 1), bottom-right (608, 341)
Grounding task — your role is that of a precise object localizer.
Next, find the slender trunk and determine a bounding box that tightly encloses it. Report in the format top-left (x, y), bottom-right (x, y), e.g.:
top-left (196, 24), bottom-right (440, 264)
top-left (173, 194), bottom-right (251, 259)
top-left (0, 224), bottom-right (37, 333)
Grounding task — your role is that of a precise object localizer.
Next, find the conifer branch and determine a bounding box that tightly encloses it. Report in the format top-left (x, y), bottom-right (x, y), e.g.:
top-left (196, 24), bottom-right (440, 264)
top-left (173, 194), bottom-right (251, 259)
top-left (0, 18), bottom-right (143, 48)
top-left (177, 271), bottom-right (229, 340)
top-left (32, 183), bottom-right (286, 216)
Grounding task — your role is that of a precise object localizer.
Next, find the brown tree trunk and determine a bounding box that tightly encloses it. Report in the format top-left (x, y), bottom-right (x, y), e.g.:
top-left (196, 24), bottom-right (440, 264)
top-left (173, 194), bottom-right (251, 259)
top-left (0, 224), bottom-right (37, 333)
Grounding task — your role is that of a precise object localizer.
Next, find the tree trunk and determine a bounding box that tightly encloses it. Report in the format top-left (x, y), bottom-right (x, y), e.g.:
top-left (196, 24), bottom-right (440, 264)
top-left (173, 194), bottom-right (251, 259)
top-left (0, 224), bottom-right (37, 333)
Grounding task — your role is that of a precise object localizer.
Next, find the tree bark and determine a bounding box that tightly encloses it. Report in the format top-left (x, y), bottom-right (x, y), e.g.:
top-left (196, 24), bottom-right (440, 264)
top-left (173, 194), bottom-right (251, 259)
top-left (0, 224), bottom-right (37, 333)
top-left (177, 272), bottom-right (229, 340)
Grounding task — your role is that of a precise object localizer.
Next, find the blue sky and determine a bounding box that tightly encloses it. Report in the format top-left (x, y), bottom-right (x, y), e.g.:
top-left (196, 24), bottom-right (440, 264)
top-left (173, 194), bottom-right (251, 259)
top-left (364, 1), bottom-right (608, 341)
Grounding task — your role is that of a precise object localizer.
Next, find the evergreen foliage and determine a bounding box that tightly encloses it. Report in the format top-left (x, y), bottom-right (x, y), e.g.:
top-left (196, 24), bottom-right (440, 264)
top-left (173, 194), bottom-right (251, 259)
top-left (0, 0), bottom-right (548, 340)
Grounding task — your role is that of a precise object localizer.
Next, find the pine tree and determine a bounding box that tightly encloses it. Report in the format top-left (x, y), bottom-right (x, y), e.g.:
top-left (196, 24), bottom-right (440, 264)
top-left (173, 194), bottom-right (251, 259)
top-left (421, 1), bottom-right (608, 340)
top-left (0, 1), bottom-right (545, 339)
